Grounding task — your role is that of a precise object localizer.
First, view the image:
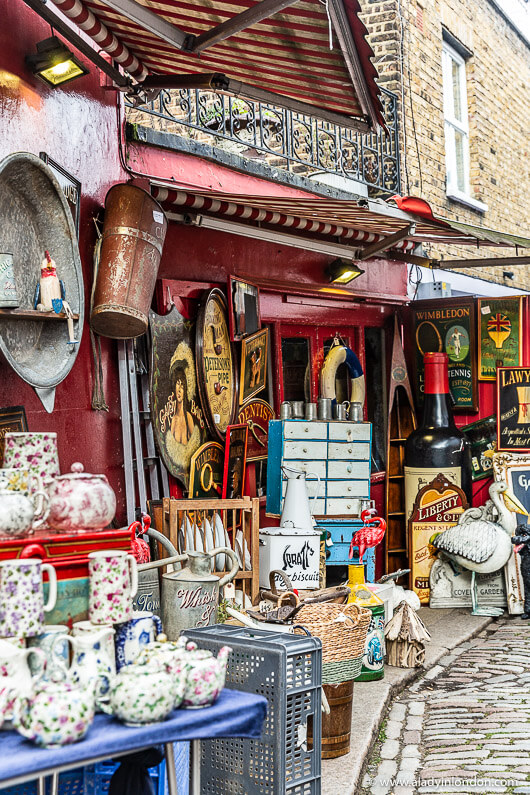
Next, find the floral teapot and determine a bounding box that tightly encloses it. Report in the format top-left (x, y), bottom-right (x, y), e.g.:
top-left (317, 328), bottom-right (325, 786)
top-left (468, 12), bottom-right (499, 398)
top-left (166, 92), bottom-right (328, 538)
top-left (134, 635), bottom-right (213, 708)
top-left (101, 661), bottom-right (176, 726)
top-left (47, 463), bottom-right (116, 533)
top-left (0, 488), bottom-right (49, 537)
top-left (12, 668), bottom-right (96, 748)
top-left (52, 627), bottom-right (115, 709)
top-left (182, 645), bottom-right (232, 708)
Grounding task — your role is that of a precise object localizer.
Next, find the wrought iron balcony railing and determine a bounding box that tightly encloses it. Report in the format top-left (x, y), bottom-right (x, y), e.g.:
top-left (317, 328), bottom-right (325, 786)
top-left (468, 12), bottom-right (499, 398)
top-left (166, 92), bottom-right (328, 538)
top-left (126, 86), bottom-right (400, 195)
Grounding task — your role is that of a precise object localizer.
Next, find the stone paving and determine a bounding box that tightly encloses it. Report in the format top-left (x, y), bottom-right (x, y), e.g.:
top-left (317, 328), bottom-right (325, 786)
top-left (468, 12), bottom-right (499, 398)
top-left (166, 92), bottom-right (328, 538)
top-left (360, 618), bottom-right (530, 794)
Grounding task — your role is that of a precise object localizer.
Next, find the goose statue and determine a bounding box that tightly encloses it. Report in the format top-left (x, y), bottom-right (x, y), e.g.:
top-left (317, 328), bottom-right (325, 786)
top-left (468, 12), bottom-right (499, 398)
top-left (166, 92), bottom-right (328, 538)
top-left (430, 481), bottom-right (528, 617)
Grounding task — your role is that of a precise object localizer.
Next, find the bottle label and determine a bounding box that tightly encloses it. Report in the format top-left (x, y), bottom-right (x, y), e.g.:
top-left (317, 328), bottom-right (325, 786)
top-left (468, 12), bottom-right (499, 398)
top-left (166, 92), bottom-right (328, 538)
top-left (404, 467), bottom-right (465, 605)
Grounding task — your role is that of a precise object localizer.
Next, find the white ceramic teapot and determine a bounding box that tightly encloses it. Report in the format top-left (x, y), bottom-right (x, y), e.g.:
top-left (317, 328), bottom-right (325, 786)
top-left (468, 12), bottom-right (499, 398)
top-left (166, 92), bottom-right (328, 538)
top-left (47, 463), bottom-right (116, 533)
top-left (12, 670), bottom-right (96, 748)
top-left (0, 639), bottom-right (46, 720)
top-left (0, 489), bottom-right (49, 536)
top-left (101, 662), bottom-right (176, 726)
top-left (52, 627), bottom-right (115, 709)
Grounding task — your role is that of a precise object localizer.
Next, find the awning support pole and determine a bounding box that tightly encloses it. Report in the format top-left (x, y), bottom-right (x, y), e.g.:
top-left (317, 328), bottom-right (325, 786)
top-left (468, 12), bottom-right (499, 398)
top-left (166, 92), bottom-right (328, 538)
top-left (355, 223), bottom-right (416, 260)
top-left (186, 0), bottom-right (302, 53)
top-left (97, 0), bottom-right (187, 49)
top-left (434, 256), bottom-right (530, 269)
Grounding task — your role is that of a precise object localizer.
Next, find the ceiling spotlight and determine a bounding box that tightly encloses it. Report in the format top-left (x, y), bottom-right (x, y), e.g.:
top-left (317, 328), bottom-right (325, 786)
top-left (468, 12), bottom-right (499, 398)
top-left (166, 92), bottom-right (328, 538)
top-left (26, 37), bottom-right (89, 88)
top-left (326, 259), bottom-right (365, 284)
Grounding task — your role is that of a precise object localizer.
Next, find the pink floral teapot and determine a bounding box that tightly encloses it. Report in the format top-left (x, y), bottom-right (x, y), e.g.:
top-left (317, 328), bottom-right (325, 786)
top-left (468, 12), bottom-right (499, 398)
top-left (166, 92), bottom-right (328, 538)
top-left (47, 463), bottom-right (116, 533)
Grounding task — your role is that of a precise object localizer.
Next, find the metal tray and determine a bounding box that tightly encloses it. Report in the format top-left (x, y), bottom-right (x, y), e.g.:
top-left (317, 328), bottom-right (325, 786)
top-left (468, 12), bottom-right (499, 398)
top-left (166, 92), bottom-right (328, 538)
top-left (0, 152), bottom-right (84, 389)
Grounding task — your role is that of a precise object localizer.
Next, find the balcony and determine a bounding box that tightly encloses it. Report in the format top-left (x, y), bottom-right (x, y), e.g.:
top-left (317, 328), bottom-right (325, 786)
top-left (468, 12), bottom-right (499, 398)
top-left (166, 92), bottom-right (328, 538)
top-left (126, 87), bottom-right (400, 197)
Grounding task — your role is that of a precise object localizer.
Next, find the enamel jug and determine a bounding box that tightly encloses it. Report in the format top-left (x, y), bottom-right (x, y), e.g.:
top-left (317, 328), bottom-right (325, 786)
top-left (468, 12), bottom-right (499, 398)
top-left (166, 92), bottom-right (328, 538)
top-left (280, 466), bottom-right (320, 529)
top-left (138, 548), bottom-right (239, 640)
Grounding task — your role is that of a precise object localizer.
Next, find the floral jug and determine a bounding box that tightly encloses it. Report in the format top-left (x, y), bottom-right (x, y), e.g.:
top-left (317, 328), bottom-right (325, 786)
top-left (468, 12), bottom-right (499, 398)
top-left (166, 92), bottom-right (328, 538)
top-left (0, 639), bottom-right (46, 721)
top-left (53, 627), bottom-right (115, 709)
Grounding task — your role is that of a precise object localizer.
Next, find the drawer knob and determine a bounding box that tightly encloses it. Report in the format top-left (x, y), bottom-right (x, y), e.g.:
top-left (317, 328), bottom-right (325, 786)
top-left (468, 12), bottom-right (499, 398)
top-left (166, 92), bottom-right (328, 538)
top-left (347, 466), bottom-right (352, 473)
top-left (304, 427), bottom-right (309, 432)
top-left (347, 429), bottom-right (352, 435)
top-left (347, 504), bottom-right (351, 509)
top-left (347, 486), bottom-right (352, 492)
top-left (348, 447), bottom-right (352, 453)
top-left (303, 448), bottom-right (307, 453)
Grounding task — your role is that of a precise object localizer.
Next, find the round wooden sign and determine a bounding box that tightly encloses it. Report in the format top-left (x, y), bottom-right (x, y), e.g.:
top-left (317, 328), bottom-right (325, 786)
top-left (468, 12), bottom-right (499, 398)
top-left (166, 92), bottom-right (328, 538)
top-left (196, 288), bottom-right (238, 440)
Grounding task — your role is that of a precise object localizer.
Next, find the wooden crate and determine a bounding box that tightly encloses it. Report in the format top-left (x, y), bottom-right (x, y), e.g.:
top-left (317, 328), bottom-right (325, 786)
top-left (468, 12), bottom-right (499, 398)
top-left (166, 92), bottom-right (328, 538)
top-left (162, 497), bottom-right (260, 605)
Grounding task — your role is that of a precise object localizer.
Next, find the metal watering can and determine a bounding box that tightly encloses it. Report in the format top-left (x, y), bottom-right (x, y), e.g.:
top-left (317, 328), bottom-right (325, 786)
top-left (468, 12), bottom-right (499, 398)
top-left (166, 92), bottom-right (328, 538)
top-left (132, 525), bottom-right (180, 616)
top-left (138, 548), bottom-right (239, 640)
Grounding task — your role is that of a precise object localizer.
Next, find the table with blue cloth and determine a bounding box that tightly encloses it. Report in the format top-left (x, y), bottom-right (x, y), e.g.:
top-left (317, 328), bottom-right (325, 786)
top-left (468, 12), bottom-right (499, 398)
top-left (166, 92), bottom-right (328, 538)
top-left (0, 689), bottom-right (267, 795)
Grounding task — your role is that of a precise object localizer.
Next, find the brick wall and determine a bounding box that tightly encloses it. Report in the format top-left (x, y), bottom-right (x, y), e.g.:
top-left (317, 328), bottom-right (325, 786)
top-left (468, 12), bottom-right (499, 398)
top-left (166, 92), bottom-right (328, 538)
top-left (361, 0), bottom-right (530, 289)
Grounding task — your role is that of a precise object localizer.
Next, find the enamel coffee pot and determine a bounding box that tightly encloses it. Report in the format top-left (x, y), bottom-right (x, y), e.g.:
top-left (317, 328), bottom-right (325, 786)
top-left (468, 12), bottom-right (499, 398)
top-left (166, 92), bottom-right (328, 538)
top-left (280, 466), bottom-right (321, 529)
top-left (138, 548), bottom-right (239, 640)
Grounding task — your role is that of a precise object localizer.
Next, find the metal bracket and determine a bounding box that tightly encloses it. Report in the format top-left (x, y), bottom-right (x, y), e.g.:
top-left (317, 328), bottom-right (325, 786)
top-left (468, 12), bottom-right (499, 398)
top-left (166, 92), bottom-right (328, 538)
top-left (355, 223), bottom-right (416, 261)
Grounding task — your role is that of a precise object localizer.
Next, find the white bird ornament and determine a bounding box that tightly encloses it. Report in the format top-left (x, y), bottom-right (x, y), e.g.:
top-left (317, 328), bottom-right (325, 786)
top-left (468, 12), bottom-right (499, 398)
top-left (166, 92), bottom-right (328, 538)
top-left (430, 481), bottom-right (528, 617)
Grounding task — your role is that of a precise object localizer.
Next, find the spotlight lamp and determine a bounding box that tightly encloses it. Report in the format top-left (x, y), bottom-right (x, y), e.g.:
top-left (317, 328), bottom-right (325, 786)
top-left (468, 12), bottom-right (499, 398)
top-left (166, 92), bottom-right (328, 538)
top-left (26, 37), bottom-right (89, 87)
top-left (326, 259), bottom-right (365, 285)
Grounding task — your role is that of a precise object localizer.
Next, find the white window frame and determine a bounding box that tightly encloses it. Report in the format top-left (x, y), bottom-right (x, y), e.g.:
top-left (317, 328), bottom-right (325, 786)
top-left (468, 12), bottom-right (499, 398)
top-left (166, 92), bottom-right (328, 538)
top-left (442, 41), bottom-right (487, 213)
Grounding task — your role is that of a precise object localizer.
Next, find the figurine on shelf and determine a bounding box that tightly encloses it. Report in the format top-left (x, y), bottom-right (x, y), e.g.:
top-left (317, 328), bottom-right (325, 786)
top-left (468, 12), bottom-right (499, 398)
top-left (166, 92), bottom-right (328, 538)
top-left (349, 507), bottom-right (387, 562)
top-left (34, 250), bottom-right (65, 313)
top-left (512, 524), bottom-right (530, 618)
top-left (33, 251), bottom-right (78, 345)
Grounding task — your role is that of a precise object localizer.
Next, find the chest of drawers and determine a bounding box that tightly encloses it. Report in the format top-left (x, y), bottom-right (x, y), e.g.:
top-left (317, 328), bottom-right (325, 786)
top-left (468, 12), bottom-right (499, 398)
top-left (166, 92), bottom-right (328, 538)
top-left (266, 419), bottom-right (372, 518)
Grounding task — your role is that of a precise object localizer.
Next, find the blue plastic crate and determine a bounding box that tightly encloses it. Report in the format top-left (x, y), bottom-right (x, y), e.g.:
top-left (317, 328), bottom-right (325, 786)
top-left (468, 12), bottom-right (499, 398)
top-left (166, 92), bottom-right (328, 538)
top-left (0, 768), bottom-right (85, 794)
top-left (85, 760), bottom-right (162, 795)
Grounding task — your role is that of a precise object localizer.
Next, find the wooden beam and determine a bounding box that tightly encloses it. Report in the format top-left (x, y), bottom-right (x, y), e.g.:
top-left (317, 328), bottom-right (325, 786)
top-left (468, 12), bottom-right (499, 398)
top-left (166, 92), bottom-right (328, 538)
top-left (97, 0), bottom-right (187, 49)
top-left (187, 0), bottom-right (301, 53)
top-left (435, 256), bottom-right (530, 269)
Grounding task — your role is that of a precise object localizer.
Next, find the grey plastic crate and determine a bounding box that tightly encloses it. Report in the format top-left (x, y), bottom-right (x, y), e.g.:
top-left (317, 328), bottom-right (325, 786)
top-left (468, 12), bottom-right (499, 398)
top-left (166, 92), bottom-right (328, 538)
top-left (185, 625), bottom-right (322, 795)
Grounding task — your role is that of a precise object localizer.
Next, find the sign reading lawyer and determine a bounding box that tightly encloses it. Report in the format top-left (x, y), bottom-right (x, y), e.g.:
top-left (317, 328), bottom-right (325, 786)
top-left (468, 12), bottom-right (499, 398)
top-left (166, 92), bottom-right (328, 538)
top-left (497, 367), bottom-right (530, 452)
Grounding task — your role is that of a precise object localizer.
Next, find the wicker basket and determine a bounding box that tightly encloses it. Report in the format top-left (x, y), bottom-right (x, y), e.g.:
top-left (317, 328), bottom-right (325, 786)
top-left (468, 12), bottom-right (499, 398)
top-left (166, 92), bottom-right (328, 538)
top-left (294, 602), bottom-right (371, 684)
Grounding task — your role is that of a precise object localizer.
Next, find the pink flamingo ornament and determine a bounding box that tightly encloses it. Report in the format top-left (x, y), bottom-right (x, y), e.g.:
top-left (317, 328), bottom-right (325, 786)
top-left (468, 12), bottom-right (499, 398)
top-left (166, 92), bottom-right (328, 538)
top-left (349, 508), bottom-right (387, 562)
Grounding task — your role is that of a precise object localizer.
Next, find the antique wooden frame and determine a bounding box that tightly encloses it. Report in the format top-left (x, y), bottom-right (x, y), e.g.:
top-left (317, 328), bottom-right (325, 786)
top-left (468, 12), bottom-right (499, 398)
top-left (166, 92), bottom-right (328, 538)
top-left (227, 276), bottom-right (261, 342)
top-left (188, 442), bottom-right (224, 498)
top-left (477, 296), bottom-right (523, 381)
top-left (462, 414), bottom-right (497, 480)
top-left (239, 327), bottom-right (269, 405)
top-left (195, 288), bottom-right (238, 440)
top-left (222, 424), bottom-right (248, 499)
top-left (0, 405), bottom-right (27, 465)
top-left (496, 366), bottom-right (530, 452)
top-left (411, 295), bottom-right (478, 412)
top-left (237, 398), bottom-right (275, 461)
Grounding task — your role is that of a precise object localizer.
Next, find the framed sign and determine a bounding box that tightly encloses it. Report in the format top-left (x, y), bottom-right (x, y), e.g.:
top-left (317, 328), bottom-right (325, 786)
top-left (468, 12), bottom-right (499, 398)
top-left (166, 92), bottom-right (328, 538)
top-left (411, 297), bottom-right (477, 411)
top-left (228, 277), bottom-right (261, 342)
top-left (149, 306), bottom-right (206, 487)
top-left (189, 442), bottom-right (224, 498)
top-left (497, 366), bottom-right (530, 452)
top-left (222, 424), bottom-right (248, 499)
top-left (237, 398), bottom-right (275, 461)
top-left (0, 406), bottom-right (27, 466)
top-left (196, 288), bottom-right (238, 440)
top-left (462, 415), bottom-right (497, 481)
top-left (39, 153), bottom-right (81, 239)
top-left (240, 328), bottom-right (268, 405)
top-left (493, 451), bottom-right (530, 614)
top-left (408, 473), bottom-right (468, 604)
top-left (478, 296), bottom-right (522, 380)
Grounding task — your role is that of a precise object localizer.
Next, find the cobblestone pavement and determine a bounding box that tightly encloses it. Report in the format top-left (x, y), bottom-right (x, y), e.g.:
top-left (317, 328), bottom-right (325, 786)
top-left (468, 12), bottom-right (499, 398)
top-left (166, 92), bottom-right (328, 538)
top-left (360, 618), bottom-right (530, 794)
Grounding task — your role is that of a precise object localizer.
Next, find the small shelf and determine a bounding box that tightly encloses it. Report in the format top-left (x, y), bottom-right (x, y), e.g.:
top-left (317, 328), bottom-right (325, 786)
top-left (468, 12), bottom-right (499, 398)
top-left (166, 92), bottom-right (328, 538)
top-left (388, 474), bottom-right (404, 480)
top-left (0, 308), bottom-right (79, 321)
top-left (388, 547), bottom-right (407, 553)
top-left (388, 511), bottom-right (406, 517)
top-left (389, 438), bottom-right (407, 443)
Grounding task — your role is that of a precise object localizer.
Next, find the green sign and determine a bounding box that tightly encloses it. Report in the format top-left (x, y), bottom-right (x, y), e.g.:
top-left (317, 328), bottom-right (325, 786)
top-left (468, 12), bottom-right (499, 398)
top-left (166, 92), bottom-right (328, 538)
top-left (412, 296), bottom-right (477, 412)
top-left (478, 297), bottom-right (522, 381)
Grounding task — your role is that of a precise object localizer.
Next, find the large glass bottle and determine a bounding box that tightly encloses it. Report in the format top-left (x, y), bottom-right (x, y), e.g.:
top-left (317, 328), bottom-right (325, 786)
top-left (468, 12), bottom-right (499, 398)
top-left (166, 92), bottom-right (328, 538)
top-left (405, 351), bottom-right (472, 502)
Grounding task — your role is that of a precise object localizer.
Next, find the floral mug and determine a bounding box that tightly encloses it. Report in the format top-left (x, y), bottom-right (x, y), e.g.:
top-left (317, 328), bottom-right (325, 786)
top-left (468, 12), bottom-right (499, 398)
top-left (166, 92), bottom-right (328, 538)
top-left (0, 559), bottom-right (57, 637)
top-left (89, 550), bottom-right (138, 625)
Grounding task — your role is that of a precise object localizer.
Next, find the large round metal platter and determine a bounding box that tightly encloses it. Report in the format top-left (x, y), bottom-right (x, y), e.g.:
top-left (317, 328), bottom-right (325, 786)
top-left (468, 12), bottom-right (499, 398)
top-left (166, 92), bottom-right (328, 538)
top-left (0, 152), bottom-right (84, 388)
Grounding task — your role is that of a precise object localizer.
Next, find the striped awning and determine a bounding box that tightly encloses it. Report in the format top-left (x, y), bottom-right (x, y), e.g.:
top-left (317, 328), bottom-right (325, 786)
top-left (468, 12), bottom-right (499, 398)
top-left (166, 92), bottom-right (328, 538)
top-left (151, 185), bottom-right (530, 253)
top-left (49, 0), bottom-right (384, 130)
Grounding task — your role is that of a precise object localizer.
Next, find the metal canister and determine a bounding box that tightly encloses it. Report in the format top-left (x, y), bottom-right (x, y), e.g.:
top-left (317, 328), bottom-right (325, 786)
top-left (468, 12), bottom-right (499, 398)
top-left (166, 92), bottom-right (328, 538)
top-left (0, 253), bottom-right (18, 307)
top-left (132, 527), bottom-right (179, 617)
top-left (90, 183), bottom-right (168, 339)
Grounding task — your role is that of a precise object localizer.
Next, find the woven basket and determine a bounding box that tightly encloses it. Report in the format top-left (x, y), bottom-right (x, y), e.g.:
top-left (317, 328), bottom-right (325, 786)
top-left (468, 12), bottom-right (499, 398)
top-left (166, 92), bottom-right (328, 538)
top-left (294, 602), bottom-right (371, 684)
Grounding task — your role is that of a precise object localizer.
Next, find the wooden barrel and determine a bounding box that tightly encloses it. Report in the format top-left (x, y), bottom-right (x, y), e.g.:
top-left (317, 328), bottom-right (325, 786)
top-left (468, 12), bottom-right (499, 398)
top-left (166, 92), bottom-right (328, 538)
top-left (321, 680), bottom-right (354, 758)
top-left (308, 680), bottom-right (354, 759)
top-left (91, 183), bottom-right (167, 339)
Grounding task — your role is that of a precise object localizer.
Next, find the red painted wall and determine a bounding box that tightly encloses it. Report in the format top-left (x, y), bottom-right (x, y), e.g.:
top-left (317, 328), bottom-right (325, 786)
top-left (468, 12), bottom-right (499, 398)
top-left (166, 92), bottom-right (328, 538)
top-left (0, 0), bottom-right (409, 530)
